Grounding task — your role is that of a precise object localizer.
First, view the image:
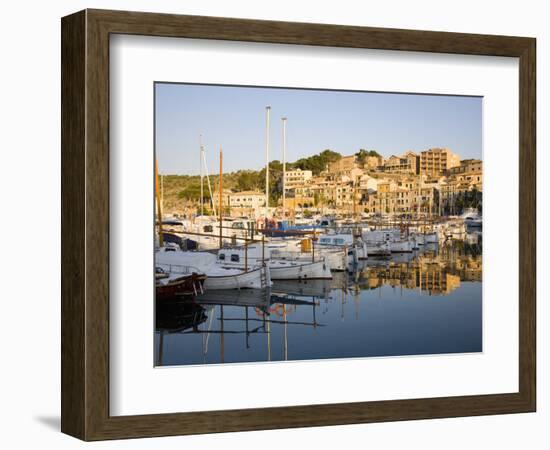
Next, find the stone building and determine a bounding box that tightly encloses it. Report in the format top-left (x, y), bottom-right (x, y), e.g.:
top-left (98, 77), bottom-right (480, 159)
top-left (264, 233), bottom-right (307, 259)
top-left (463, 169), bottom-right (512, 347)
top-left (448, 159), bottom-right (483, 191)
top-left (420, 148), bottom-right (460, 176)
top-left (283, 168), bottom-right (312, 189)
top-left (328, 155), bottom-right (357, 175)
top-left (228, 191), bottom-right (265, 214)
top-left (379, 151), bottom-right (419, 174)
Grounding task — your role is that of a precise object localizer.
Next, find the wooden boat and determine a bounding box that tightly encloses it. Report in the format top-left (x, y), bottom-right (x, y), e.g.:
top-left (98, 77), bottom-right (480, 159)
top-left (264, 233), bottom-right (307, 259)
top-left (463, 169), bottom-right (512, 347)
top-left (204, 265), bottom-right (270, 290)
top-left (155, 270), bottom-right (206, 300)
top-left (268, 259), bottom-right (332, 280)
top-left (317, 233), bottom-right (368, 261)
top-left (363, 229), bottom-right (413, 253)
top-left (271, 247), bottom-right (348, 272)
top-left (216, 245), bottom-right (332, 280)
top-left (156, 247), bottom-right (270, 290)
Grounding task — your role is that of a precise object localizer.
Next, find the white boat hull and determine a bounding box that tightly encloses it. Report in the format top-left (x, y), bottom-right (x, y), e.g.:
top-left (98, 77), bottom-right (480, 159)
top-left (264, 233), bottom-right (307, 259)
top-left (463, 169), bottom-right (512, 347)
top-left (269, 260), bottom-right (332, 280)
top-left (327, 252), bottom-right (347, 271)
top-left (204, 266), bottom-right (269, 290)
top-left (280, 250), bottom-right (347, 271)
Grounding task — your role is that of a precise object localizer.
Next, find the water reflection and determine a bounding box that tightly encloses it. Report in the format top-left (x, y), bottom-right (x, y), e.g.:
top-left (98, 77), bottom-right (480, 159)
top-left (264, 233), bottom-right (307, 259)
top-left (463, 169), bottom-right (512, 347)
top-left (155, 239), bottom-right (482, 366)
top-left (354, 241), bottom-right (482, 295)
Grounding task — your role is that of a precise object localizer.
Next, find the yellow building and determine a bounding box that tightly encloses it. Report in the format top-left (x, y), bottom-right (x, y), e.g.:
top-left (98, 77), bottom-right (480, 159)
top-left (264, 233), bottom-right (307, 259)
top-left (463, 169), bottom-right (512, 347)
top-left (295, 174), bottom-right (358, 208)
top-left (420, 148), bottom-right (460, 176)
top-left (364, 155), bottom-right (384, 169)
top-left (212, 189), bottom-right (233, 209)
top-left (448, 159), bottom-right (483, 191)
top-left (365, 178), bottom-right (437, 215)
top-left (228, 191), bottom-right (265, 211)
top-left (284, 168), bottom-right (312, 189)
top-left (380, 151), bottom-right (419, 174)
top-left (328, 155), bottom-right (357, 175)
top-left (283, 196), bottom-right (315, 209)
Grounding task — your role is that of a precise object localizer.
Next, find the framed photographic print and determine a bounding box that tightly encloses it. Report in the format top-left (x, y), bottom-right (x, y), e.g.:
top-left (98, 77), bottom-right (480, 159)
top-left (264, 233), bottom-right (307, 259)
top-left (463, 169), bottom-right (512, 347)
top-left (61, 9), bottom-right (536, 440)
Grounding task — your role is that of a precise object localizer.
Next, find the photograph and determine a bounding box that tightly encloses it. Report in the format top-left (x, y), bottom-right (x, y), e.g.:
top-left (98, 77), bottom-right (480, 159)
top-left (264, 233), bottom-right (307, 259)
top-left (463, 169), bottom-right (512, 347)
top-left (153, 83), bottom-right (483, 366)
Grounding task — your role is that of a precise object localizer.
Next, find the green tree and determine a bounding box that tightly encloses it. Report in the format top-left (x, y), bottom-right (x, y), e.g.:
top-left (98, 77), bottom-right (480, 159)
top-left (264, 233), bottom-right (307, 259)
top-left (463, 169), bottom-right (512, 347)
top-left (294, 149), bottom-right (341, 175)
top-left (236, 170), bottom-right (260, 191)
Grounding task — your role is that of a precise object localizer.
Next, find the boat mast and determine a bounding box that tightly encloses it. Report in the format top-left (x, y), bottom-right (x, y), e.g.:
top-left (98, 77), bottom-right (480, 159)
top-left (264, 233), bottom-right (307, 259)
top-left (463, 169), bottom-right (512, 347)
top-left (200, 134), bottom-right (204, 216)
top-left (201, 145), bottom-right (217, 217)
top-left (155, 158), bottom-right (164, 247)
top-left (282, 117), bottom-right (287, 219)
top-left (417, 174), bottom-right (421, 217)
top-left (160, 174), bottom-right (164, 213)
top-left (219, 146), bottom-right (223, 250)
top-left (353, 178), bottom-right (357, 222)
top-left (265, 106), bottom-right (271, 216)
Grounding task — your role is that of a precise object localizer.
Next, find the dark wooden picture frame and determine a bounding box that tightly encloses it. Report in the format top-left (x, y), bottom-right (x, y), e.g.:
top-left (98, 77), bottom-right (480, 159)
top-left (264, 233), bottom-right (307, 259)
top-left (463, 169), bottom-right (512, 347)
top-left (61, 9), bottom-right (536, 441)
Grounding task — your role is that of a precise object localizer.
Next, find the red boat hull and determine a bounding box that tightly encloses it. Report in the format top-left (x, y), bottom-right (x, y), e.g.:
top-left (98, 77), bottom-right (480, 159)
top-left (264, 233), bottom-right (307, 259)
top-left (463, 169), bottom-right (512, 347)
top-left (156, 273), bottom-right (206, 300)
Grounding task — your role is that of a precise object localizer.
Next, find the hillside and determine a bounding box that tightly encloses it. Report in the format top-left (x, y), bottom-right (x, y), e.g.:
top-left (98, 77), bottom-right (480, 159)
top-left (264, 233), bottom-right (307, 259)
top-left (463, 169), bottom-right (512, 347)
top-left (160, 149), bottom-right (356, 213)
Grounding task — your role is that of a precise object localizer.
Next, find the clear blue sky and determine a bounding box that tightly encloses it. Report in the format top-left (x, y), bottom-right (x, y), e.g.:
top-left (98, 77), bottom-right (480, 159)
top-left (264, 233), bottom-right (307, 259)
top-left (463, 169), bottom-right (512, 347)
top-left (155, 83), bottom-right (482, 175)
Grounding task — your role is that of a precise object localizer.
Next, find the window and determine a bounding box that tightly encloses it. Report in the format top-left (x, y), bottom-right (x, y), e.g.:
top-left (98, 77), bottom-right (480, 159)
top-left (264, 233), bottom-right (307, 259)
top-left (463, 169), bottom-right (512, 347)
top-left (203, 225), bottom-right (213, 233)
top-left (218, 253), bottom-right (226, 260)
top-left (231, 254), bottom-right (240, 262)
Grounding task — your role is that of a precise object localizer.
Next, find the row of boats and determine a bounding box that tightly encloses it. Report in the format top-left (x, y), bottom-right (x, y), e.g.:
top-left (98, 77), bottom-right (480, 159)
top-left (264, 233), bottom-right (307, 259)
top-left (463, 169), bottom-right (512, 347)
top-left (155, 215), bottom-right (482, 300)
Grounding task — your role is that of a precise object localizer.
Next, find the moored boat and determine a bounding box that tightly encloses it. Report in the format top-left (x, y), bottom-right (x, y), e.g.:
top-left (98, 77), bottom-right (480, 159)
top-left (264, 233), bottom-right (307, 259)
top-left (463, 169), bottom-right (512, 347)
top-left (204, 265), bottom-right (270, 290)
top-left (216, 245), bottom-right (332, 280)
top-left (271, 246), bottom-right (348, 272)
top-left (155, 269), bottom-right (206, 300)
top-left (268, 259), bottom-right (332, 280)
top-left (363, 229), bottom-right (413, 253)
top-left (156, 247), bottom-right (270, 290)
top-left (317, 233), bottom-right (367, 261)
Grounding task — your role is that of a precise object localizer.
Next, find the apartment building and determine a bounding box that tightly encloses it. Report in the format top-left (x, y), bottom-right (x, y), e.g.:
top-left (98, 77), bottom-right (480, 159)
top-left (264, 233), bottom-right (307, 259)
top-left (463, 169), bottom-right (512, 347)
top-left (420, 148), bottom-right (460, 176)
top-left (379, 151), bottom-right (419, 174)
top-left (229, 191), bottom-right (265, 209)
top-left (365, 179), bottom-right (437, 215)
top-left (284, 168), bottom-right (312, 189)
top-left (448, 159), bottom-right (483, 191)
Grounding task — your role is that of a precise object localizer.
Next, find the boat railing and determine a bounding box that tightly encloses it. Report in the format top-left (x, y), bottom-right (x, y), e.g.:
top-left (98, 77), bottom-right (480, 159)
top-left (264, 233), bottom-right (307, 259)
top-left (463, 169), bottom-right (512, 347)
top-left (315, 242), bottom-right (353, 251)
top-left (156, 263), bottom-right (203, 275)
top-left (270, 249), bottom-right (325, 263)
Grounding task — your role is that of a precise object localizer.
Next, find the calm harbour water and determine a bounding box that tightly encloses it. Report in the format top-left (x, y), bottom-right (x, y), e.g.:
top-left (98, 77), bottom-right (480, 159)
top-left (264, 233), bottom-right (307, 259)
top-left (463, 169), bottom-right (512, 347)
top-left (154, 238), bottom-right (482, 366)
